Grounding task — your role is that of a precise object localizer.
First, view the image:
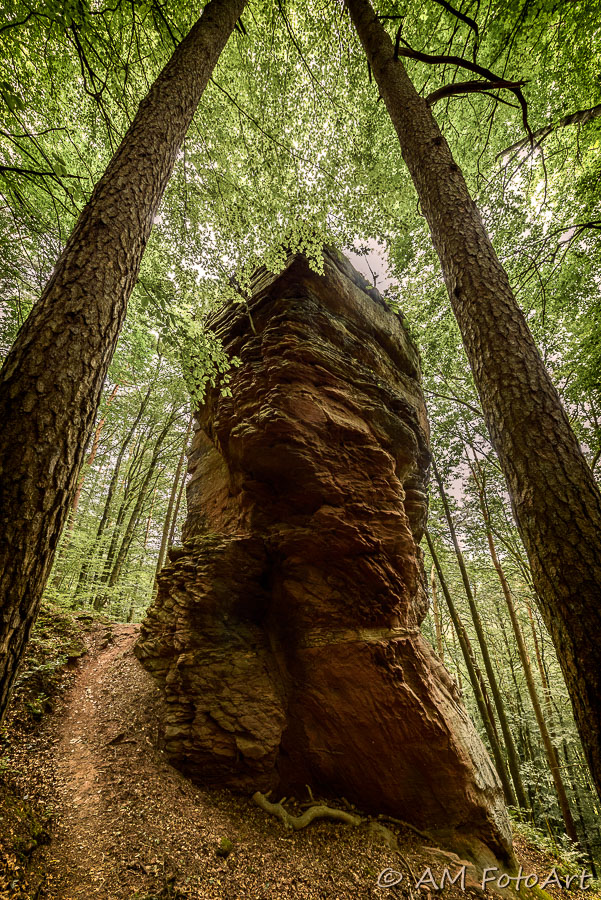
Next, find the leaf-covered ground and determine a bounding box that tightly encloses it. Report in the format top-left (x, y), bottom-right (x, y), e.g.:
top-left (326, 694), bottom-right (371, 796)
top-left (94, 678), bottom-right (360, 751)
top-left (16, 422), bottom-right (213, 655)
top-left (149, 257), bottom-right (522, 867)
top-left (0, 603), bottom-right (101, 895)
top-left (0, 605), bottom-right (598, 899)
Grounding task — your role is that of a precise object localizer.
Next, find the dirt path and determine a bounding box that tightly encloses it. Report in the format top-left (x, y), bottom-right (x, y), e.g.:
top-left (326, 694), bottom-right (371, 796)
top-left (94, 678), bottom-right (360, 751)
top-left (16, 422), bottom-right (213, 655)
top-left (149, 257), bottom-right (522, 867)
top-left (22, 624), bottom-right (595, 900)
top-left (48, 625), bottom-right (142, 896)
top-left (36, 625), bottom-right (399, 899)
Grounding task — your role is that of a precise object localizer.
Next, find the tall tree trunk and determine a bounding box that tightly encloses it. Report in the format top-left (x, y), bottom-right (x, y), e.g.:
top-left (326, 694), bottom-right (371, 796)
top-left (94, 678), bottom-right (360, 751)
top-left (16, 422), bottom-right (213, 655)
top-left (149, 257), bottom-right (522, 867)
top-left (0, 0), bottom-right (247, 720)
top-left (52, 382), bottom-right (121, 586)
top-left (526, 599), bottom-right (555, 720)
top-left (430, 562), bottom-right (444, 660)
top-left (470, 461), bottom-right (579, 842)
top-left (561, 740), bottom-right (597, 876)
top-left (108, 411), bottom-right (176, 588)
top-left (491, 592), bottom-right (532, 762)
top-left (451, 628), bottom-right (462, 692)
top-left (432, 460), bottom-right (529, 810)
top-left (168, 464), bottom-right (187, 547)
top-left (77, 383), bottom-right (153, 592)
top-left (425, 528), bottom-right (516, 807)
top-left (346, 0), bottom-right (601, 802)
top-left (96, 428), bottom-right (154, 594)
top-left (155, 415), bottom-right (191, 580)
top-left (51, 383), bottom-right (122, 587)
top-left (144, 484), bottom-right (159, 549)
top-left (70, 382), bottom-right (120, 519)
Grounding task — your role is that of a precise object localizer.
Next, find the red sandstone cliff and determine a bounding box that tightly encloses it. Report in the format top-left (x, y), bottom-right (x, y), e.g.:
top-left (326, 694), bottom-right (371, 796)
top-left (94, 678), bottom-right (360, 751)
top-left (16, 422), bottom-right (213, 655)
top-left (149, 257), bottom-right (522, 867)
top-left (135, 247), bottom-right (512, 864)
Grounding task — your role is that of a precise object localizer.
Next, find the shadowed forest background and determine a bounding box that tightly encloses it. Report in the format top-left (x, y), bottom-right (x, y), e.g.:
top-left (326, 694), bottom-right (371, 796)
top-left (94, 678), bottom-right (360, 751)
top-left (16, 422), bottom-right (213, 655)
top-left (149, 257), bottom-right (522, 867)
top-left (1, 0), bottom-right (601, 895)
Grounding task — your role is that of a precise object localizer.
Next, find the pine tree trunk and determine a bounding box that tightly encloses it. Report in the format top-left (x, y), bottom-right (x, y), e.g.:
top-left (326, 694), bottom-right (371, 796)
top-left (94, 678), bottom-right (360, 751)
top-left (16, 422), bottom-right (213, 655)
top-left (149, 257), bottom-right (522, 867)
top-left (425, 528), bottom-right (516, 807)
top-left (346, 0), bottom-right (601, 802)
top-left (0, 0), bottom-right (246, 719)
top-left (432, 460), bottom-right (529, 810)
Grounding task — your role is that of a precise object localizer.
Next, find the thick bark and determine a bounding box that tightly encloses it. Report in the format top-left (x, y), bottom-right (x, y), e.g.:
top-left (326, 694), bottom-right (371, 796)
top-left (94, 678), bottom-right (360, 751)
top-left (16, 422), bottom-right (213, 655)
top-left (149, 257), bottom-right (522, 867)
top-left (425, 528), bottom-right (516, 808)
top-left (346, 0), bottom-right (601, 803)
top-left (432, 460), bottom-right (529, 810)
top-left (0, 0), bottom-right (246, 719)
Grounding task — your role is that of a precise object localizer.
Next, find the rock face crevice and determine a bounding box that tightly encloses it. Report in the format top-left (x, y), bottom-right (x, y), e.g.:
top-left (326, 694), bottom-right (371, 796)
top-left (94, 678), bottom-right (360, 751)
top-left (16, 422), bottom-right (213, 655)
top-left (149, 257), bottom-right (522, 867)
top-left (135, 248), bottom-right (512, 863)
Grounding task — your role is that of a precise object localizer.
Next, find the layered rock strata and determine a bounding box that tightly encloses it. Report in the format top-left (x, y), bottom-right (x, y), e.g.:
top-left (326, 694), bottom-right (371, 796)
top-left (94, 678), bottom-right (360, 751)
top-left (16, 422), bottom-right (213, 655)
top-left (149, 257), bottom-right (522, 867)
top-left (135, 248), bottom-right (512, 862)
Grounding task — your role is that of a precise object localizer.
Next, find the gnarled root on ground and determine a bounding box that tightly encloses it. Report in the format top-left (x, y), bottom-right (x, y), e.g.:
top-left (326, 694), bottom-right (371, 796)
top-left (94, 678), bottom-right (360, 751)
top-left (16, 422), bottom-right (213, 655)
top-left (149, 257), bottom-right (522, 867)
top-left (252, 790), bottom-right (418, 891)
top-left (252, 791), bottom-right (362, 830)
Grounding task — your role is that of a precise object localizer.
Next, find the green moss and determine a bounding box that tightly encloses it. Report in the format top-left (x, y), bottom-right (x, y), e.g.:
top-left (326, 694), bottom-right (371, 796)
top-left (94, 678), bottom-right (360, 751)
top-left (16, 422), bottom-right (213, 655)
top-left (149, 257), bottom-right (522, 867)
top-left (216, 837), bottom-right (234, 858)
top-left (4, 601), bottom-right (94, 736)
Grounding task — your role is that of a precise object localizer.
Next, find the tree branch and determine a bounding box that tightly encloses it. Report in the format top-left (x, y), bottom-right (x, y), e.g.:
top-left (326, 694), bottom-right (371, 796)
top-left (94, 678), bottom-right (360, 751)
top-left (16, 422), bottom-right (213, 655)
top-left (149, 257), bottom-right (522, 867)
top-left (0, 11), bottom-right (35, 33)
top-left (423, 388), bottom-right (482, 417)
top-left (429, 0), bottom-right (478, 44)
top-left (396, 40), bottom-right (533, 142)
top-left (426, 78), bottom-right (525, 106)
top-left (498, 102), bottom-right (601, 159)
top-left (0, 165), bottom-right (84, 180)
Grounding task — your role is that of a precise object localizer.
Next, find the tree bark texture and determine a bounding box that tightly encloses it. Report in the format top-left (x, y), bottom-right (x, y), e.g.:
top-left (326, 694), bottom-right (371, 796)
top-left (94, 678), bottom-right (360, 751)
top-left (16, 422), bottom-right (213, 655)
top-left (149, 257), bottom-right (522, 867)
top-left (346, 0), bottom-right (601, 802)
top-left (0, 0), bottom-right (246, 720)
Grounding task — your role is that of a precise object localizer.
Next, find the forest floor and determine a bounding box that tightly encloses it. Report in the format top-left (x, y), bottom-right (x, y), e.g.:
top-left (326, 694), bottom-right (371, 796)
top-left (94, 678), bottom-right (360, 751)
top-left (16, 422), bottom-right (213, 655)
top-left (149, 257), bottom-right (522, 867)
top-left (0, 608), bottom-right (598, 900)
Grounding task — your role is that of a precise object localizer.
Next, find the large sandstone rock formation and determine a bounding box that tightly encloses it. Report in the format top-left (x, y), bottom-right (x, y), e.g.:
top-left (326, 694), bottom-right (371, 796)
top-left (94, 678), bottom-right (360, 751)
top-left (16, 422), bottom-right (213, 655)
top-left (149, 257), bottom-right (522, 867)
top-left (135, 248), bottom-right (512, 863)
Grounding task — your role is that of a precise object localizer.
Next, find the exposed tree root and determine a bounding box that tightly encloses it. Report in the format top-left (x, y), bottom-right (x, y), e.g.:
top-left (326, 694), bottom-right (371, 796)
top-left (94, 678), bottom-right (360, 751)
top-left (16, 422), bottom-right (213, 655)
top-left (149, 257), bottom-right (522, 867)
top-left (252, 791), bottom-right (362, 830)
top-left (253, 791), bottom-right (419, 897)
